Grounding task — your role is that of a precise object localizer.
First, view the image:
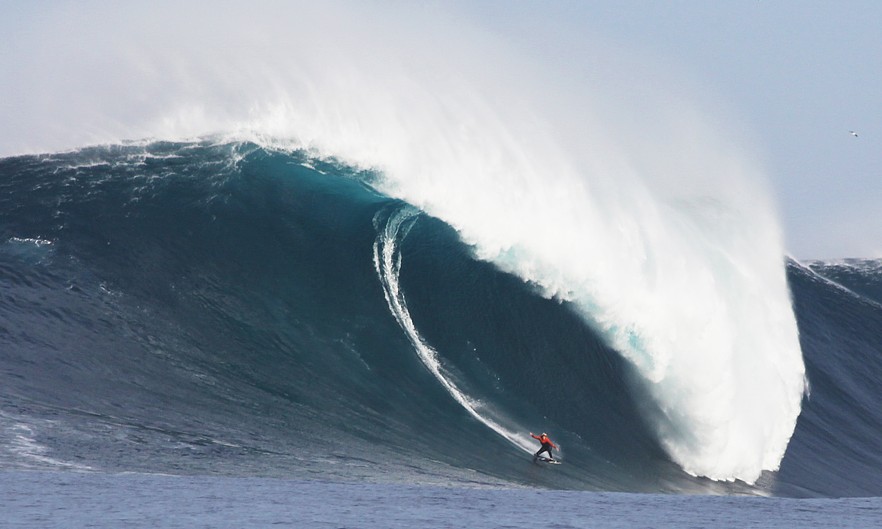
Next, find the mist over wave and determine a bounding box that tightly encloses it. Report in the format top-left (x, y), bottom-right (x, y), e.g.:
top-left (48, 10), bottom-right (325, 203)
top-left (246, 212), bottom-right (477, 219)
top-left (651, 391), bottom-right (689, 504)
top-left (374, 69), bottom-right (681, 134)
top-left (1, 2), bottom-right (807, 483)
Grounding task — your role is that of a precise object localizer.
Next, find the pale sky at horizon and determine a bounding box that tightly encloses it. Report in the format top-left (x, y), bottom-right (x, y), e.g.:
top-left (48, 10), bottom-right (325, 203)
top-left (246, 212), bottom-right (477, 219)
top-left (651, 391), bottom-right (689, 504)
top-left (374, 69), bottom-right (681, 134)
top-left (2, 1), bottom-right (880, 260)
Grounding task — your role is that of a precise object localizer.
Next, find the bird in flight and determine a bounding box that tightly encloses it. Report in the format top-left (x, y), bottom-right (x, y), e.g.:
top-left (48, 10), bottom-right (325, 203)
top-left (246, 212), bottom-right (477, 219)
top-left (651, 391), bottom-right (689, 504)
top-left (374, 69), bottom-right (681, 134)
top-left (849, 130), bottom-right (859, 137)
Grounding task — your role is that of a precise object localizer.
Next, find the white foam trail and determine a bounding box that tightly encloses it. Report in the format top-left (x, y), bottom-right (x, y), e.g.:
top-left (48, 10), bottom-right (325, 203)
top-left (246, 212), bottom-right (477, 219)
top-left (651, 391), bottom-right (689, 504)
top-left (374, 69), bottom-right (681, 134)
top-left (3, 2), bottom-right (805, 482)
top-left (0, 416), bottom-right (92, 471)
top-left (372, 206), bottom-right (536, 455)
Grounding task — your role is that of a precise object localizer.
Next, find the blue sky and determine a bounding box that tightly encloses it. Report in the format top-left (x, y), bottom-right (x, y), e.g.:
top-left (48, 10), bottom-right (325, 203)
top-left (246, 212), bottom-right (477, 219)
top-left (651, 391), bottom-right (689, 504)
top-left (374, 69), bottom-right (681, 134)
top-left (2, 1), bottom-right (879, 259)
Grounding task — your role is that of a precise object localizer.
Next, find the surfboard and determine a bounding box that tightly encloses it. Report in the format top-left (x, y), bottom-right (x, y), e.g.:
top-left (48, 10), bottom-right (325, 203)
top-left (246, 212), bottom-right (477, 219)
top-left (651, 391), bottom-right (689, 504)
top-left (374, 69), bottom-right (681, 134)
top-left (534, 456), bottom-right (561, 465)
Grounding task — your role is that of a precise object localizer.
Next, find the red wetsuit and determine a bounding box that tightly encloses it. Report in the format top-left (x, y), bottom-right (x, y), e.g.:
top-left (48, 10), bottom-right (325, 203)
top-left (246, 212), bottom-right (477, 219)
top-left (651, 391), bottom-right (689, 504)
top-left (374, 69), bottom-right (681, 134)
top-left (531, 433), bottom-right (557, 459)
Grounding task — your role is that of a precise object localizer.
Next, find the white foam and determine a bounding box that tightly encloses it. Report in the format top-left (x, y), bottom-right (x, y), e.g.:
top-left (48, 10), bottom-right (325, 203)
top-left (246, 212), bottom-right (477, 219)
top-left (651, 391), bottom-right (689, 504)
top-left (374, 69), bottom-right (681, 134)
top-left (8, 237), bottom-right (53, 247)
top-left (1, 420), bottom-right (92, 471)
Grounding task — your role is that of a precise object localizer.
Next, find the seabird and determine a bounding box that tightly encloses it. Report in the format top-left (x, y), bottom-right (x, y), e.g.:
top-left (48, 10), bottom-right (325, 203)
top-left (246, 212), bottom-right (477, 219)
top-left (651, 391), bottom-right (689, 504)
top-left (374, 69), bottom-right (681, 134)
top-left (849, 130), bottom-right (859, 137)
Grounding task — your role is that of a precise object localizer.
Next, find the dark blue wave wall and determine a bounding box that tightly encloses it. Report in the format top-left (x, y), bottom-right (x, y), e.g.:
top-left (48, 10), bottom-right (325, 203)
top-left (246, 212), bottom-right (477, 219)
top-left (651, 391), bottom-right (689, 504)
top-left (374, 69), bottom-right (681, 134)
top-left (776, 262), bottom-right (882, 496)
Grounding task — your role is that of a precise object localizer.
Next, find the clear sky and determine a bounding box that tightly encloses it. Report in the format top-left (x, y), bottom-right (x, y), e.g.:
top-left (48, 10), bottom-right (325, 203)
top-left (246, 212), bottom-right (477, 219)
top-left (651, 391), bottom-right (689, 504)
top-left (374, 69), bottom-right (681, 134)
top-left (1, 1), bottom-right (879, 259)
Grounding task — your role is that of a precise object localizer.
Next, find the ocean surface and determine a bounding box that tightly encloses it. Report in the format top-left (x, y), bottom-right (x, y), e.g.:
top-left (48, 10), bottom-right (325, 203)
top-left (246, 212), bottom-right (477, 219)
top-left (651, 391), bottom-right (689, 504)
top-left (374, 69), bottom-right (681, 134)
top-left (2, 141), bottom-right (882, 526)
top-left (5, 471), bottom-right (882, 529)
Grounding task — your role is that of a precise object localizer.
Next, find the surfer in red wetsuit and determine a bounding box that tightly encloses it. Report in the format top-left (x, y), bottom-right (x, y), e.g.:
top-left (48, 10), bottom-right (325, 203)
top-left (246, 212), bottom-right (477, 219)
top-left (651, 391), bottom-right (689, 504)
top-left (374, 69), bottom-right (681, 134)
top-left (530, 432), bottom-right (557, 461)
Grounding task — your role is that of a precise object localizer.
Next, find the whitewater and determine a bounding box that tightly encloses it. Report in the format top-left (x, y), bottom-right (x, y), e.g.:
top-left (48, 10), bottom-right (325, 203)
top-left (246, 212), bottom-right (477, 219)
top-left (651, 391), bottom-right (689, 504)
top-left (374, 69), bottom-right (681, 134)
top-left (0, 2), bottom-right (808, 485)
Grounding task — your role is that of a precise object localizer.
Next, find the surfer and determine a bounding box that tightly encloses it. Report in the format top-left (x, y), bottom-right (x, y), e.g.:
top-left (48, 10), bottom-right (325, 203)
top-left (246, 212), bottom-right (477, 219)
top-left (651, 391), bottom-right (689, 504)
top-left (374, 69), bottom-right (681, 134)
top-left (530, 432), bottom-right (557, 462)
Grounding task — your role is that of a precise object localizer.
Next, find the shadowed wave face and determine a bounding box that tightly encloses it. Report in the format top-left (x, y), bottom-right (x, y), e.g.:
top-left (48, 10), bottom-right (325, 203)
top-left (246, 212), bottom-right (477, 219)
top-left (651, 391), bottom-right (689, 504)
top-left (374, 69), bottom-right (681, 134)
top-left (1, 142), bottom-right (880, 497)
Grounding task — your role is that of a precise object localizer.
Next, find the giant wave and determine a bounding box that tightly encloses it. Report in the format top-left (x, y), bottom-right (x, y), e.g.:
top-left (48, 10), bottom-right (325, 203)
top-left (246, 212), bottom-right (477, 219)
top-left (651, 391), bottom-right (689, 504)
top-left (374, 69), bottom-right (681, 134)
top-left (1, 1), bottom-right (807, 484)
top-left (2, 141), bottom-right (881, 497)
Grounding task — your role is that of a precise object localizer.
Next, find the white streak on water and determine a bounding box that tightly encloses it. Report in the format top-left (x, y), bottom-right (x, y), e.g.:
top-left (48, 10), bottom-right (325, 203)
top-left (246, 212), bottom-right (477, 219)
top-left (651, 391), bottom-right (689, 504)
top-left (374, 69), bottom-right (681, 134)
top-left (372, 206), bottom-right (536, 455)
